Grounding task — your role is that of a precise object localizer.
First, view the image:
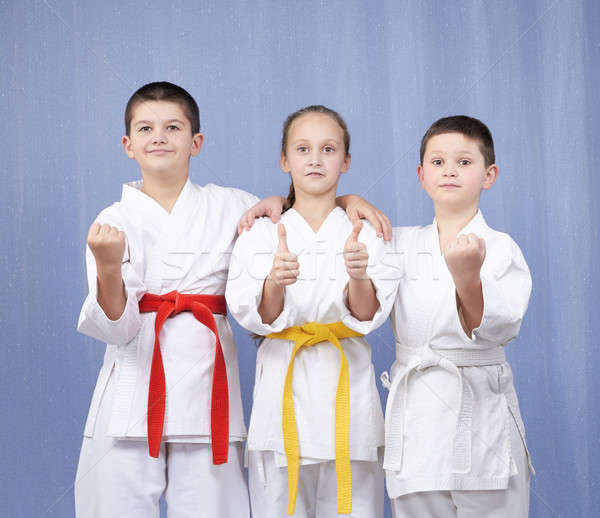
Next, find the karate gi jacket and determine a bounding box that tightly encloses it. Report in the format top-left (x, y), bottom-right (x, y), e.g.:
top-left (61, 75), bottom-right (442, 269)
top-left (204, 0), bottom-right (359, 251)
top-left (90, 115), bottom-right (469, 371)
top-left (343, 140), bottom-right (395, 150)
top-left (225, 207), bottom-right (397, 465)
top-left (77, 179), bottom-right (258, 441)
top-left (383, 210), bottom-right (534, 497)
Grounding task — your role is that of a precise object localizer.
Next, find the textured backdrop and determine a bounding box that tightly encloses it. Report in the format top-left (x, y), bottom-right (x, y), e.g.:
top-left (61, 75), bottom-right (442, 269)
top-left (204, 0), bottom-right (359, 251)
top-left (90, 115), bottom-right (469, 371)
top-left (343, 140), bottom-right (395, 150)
top-left (1, 1), bottom-right (598, 516)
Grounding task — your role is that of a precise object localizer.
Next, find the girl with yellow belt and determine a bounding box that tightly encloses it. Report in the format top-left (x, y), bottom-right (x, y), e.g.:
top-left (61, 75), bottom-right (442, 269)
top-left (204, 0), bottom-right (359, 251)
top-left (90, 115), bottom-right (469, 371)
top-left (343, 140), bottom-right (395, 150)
top-left (226, 105), bottom-right (396, 517)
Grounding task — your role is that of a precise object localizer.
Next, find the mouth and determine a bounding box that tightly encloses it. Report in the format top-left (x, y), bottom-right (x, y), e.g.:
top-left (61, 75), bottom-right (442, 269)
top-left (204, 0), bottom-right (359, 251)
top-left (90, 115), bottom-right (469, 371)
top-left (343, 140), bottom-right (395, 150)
top-left (148, 149), bottom-right (172, 155)
top-left (440, 183), bottom-right (460, 189)
top-left (305, 171), bottom-right (325, 177)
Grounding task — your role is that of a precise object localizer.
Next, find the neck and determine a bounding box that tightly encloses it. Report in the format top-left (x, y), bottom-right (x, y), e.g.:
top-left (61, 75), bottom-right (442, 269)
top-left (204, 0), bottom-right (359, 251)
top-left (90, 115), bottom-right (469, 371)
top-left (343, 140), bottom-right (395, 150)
top-left (434, 203), bottom-right (479, 250)
top-left (292, 191), bottom-right (337, 232)
top-left (140, 170), bottom-right (188, 213)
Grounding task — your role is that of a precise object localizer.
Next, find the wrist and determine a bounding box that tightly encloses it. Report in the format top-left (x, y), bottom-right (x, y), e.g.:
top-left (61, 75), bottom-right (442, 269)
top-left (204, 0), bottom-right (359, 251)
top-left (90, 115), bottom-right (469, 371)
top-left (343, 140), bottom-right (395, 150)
top-left (347, 270), bottom-right (369, 282)
top-left (264, 276), bottom-right (285, 293)
top-left (336, 194), bottom-right (357, 209)
top-left (453, 273), bottom-right (481, 293)
top-left (96, 262), bottom-right (123, 279)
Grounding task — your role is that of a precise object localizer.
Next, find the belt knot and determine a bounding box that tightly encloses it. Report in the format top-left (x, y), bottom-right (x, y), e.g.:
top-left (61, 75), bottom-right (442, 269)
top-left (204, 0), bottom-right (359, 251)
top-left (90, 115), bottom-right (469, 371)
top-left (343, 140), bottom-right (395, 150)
top-left (414, 346), bottom-right (445, 371)
top-left (300, 322), bottom-right (330, 344)
top-left (158, 290), bottom-right (194, 314)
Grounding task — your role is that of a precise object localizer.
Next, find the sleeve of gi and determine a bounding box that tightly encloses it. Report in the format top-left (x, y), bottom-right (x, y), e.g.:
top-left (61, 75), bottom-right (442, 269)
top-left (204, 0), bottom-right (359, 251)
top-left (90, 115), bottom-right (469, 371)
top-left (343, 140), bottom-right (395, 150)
top-left (225, 218), bottom-right (297, 335)
top-left (77, 211), bottom-right (146, 346)
top-left (342, 222), bottom-right (400, 335)
top-left (227, 187), bottom-right (261, 212)
top-left (466, 233), bottom-right (532, 346)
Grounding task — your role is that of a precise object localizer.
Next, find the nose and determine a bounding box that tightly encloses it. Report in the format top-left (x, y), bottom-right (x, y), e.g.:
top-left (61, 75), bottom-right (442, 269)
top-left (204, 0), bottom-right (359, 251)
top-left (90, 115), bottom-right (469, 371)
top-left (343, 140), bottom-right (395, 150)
top-left (307, 149), bottom-right (322, 167)
top-left (443, 166), bottom-right (457, 177)
top-left (151, 131), bottom-right (167, 145)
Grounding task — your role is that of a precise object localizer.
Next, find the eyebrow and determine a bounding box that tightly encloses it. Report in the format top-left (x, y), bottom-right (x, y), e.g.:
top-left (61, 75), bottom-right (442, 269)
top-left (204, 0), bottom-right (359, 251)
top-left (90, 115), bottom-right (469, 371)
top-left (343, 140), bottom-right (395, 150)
top-left (292, 138), bottom-right (341, 144)
top-left (134, 119), bottom-right (186, 126)
top-left (427, 149), bottom-right (475, 155)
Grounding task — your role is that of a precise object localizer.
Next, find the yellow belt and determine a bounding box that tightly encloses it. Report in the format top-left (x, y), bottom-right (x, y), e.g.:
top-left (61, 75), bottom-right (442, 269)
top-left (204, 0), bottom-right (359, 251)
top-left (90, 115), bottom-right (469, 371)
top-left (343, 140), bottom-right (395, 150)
top-left (267, 322), bottom-right (363, 515)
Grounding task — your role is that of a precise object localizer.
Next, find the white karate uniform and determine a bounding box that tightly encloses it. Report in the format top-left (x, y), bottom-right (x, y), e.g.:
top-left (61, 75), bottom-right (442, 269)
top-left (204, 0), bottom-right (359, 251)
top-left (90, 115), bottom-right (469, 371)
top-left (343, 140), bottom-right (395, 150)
top-left (75, 179), bottom-right (258, 517)
top-left (225, 207), bottom-right (396, 518)
top-left (383, 210), bottom-right (534, 517)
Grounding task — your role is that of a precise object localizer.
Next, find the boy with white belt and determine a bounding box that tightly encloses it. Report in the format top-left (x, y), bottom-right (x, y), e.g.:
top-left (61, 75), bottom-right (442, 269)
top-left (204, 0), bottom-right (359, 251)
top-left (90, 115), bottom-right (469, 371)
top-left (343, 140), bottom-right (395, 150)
top-left (379, 116), bottom-right (534, 517)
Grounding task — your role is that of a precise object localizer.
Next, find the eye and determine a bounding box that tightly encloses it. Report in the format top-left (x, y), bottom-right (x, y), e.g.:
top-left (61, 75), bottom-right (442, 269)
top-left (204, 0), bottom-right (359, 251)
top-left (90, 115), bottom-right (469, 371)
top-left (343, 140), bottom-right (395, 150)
top-left (138, 126), bottom-right (152, 132)
top-left (459, 159), bottom-right (471, 166)
top-left (323, 146), bottom-right (335, 153)
top-left (431, 159), bottom-right (443, 166)
top-left (167, 125), bottom-right (180, 131)
top-left (297, 146), bottom-right (308, 153)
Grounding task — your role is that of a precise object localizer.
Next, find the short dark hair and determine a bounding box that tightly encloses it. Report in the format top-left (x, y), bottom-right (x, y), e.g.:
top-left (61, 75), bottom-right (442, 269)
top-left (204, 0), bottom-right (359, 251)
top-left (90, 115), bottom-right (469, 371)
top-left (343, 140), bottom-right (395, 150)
top-left (124, 81), bottom-right (200, 136)
top-left (420, 115), bottom-right (495, 167)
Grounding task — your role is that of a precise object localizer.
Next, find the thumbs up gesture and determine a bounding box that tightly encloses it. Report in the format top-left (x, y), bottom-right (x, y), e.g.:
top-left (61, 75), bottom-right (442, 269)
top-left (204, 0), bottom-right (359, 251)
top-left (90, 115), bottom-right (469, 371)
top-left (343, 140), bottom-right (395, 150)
top-left (443, 233), bottom-right (486, 286)
top-left (344, 220), bottom-right (369, 280)
top-left (268, 224), bottom-right (299, 287)
top-left (87, 222), bottom-right (127, 271)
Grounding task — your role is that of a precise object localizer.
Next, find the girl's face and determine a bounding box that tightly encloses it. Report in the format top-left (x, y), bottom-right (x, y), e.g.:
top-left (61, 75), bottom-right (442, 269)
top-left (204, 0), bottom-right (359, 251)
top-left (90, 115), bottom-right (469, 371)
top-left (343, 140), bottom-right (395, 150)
top-left (280, 112), bottom-right (350, 201)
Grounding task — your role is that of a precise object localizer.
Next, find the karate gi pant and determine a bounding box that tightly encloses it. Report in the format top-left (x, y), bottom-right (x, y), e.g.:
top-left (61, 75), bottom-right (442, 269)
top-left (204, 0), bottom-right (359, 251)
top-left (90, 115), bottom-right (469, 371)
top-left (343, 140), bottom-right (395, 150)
top-left (389, 416), bottom-right (530, 518)
top-left (248, 450), bottom-right (384, 518)
top-left (75, 372), bottom-right (249, 518)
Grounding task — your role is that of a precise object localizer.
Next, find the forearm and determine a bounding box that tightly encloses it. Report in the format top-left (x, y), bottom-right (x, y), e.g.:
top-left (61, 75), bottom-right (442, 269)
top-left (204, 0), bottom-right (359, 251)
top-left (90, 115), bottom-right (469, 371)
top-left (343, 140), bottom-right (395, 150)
top-left (347, 278), bottom-right (379, 321)
top-left (258, 279), bottom-right (285, 324)
top-left (455, 278), bottom-right (484, 336)
top-left (96, 264), bottom-right (127, 321)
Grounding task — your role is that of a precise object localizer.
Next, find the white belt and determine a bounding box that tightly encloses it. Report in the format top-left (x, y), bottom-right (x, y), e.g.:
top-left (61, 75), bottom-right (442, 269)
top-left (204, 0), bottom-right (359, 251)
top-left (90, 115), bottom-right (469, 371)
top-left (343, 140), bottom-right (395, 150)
top-left (381, 344), bottom-right (506, 473)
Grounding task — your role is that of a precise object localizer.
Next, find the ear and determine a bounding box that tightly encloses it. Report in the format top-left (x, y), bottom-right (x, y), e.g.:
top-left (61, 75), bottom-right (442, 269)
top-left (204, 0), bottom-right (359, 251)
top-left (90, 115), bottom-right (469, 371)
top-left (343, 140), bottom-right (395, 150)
top-left (417, 164), bottom-right (426, 189)
top-left (340, 153), bottom-right (351, 174)
top-left (122, 135), bottom-right (135, 159)
top-left (482, 164), bottom-right (499, 190)
top-left (280, 152), bottom-right (290, 174)
top-left (190, 132), bottom-right (204, 157)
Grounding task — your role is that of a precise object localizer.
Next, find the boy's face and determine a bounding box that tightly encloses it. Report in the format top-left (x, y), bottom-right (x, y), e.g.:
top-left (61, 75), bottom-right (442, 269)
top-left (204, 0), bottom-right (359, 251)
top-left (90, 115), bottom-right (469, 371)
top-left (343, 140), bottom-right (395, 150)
top-left (417, 132), bottom-right (497, 212)
top-left (122, 100), bottom-right (203, 177)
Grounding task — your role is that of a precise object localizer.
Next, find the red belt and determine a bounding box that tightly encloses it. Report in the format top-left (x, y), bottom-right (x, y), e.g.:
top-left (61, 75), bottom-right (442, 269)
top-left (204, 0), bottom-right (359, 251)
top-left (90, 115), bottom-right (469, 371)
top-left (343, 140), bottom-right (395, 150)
top-left (138, 290), bottom-right (229, 464)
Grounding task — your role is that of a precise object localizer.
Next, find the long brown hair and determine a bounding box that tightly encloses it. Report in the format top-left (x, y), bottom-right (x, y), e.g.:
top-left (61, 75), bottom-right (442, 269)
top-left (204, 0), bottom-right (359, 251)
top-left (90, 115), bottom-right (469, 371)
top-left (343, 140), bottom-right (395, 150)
top-left (280, 105), bottom-right (350, 211)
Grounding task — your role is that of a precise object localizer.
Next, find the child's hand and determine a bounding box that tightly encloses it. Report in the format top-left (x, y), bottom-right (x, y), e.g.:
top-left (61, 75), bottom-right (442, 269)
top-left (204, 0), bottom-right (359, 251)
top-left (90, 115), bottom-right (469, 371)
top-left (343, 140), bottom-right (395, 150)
top-left (237, 196), bottom-right (287, 235)
top-left (267, 224), bottom-right (299, 287)
top-left (339, 194), bottom-right (392, 241)
top-left (344, 220), bottom-right (370, 280)
top-left (443, 233), bottom-right (486, 287)
top-left (87, 222), bottom-right (126, 271)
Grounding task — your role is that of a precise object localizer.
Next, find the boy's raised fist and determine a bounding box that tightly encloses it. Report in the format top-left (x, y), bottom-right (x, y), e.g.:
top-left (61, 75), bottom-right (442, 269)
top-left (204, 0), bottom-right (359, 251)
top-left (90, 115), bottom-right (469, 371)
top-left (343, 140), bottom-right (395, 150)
top-left (443, 233), bottom-right (486, 284)
top-left (87, 222), bottom-right (126, 269)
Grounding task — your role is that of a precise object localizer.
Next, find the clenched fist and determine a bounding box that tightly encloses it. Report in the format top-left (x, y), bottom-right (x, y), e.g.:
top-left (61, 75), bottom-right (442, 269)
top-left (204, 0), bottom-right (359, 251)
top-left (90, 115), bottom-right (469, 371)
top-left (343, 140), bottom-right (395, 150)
top-left (267, 224), bottom-right (299, 287)
top-left (87, 222), bottom-right (126, 270)
top-left (443, 233), bottom-right (486, 286)
top-left (344, 220), bottom-right (370, 280)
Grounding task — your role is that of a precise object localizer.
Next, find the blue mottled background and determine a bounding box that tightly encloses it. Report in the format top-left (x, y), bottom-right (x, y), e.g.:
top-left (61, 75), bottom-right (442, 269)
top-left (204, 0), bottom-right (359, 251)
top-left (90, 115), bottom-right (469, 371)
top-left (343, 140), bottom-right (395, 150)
top-left (2, 1), bottom-right (598, 516)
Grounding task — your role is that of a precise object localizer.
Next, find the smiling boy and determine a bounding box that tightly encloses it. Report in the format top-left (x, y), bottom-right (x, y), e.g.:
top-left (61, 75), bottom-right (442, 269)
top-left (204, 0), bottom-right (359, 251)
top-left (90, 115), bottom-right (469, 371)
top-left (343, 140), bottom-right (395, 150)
top-left (75, 82), bottom-right (260, 518)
